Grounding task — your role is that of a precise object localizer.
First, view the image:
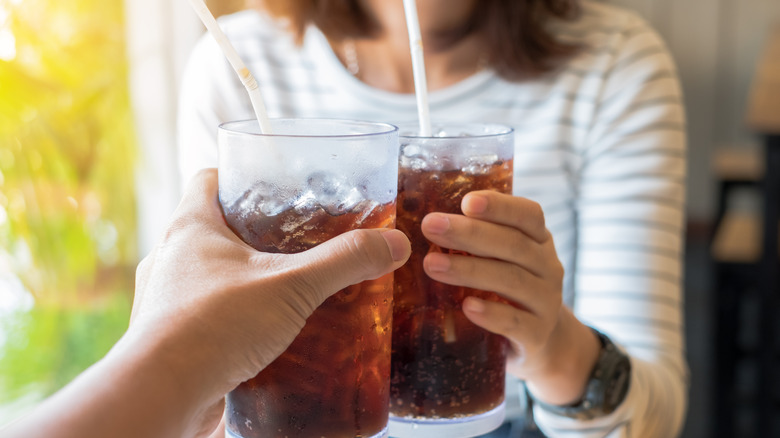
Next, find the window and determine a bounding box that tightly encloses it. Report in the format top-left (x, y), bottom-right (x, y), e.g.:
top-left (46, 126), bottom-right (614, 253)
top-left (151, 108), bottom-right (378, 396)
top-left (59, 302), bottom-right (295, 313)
top-left (0, 0), bottom-right (135, 423)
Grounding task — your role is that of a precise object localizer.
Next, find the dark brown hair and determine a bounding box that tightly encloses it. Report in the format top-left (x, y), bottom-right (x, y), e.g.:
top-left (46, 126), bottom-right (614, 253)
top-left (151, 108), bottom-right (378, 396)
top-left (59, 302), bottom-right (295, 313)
top-left (262, 0), bottom-right (581, 81)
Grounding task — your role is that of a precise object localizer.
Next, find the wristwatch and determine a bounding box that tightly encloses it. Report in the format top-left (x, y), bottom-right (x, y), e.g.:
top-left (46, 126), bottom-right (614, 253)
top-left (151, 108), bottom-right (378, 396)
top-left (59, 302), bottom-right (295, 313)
top-left (527, 328), bottom-right (632, 420)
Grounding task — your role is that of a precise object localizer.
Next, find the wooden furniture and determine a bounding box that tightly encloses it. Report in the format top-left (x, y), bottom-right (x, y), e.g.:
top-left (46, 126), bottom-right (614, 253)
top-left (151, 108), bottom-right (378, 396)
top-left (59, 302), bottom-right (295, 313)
top-left (746, 24), bottom-right (780, 438)
top-left (712, 24), bottom-right (780, 438)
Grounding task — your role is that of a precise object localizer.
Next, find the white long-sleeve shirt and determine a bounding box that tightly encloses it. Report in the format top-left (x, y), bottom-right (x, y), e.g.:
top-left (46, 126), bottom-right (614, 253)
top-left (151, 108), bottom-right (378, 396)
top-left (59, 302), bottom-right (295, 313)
top-left (177, 2), bottom-right (688, 436)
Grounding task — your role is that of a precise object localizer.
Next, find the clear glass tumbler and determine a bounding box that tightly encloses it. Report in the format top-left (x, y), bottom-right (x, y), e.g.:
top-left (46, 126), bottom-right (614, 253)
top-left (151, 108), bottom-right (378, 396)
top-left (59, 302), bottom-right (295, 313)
top-left (218, 119), bottom-right (399, 438)
top-left (389, 123), bottom-right (514, 438)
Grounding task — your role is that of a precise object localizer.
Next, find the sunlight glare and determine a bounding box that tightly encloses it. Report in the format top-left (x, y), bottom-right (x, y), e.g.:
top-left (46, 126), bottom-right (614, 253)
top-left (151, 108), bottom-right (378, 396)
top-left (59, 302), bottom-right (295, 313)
top-left (0, 28), bottom-right (15, 61)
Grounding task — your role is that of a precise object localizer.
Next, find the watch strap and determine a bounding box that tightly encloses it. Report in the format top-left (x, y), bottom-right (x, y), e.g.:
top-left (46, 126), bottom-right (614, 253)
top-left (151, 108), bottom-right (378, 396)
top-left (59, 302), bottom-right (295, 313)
top-left (527, 327), bottom-right (632, 420)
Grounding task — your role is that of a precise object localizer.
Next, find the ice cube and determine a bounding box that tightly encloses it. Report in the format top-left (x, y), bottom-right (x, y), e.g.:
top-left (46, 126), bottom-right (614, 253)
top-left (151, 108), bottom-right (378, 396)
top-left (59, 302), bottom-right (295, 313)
top-left (258, 198), bottom-right (291, 216)
top-left (228, 181), bottom-right (298, 217)
top-left (228, 181), bottom-right (272, 216)
top-left (353, 200), bottom-right (380, 226)
top-left (260, 186), bottom-right (298, 216)
top-left (306, 171), bottom-right (341, 199)
top-left (292, 189), bottom-right (317, 210)
top-left (400, 155), bottom-right (429, 171)
top-left (462, 153), bottom-right (499, 175)
top-left (324, 187), bottom-right (364, 215)
top-left (286, 190), bottom-right (318, 231)
top-left (402, 144), bottom-right (423, 158)
top-left (400, 143), bottom-right (429, 170)
top-left (306, 171), bottom-right (365, 215)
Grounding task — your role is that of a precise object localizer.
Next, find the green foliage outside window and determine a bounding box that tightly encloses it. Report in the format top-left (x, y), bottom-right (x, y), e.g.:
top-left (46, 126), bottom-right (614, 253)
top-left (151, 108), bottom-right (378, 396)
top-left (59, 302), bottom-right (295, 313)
top-left (0, 0), bottom-right (136, 423)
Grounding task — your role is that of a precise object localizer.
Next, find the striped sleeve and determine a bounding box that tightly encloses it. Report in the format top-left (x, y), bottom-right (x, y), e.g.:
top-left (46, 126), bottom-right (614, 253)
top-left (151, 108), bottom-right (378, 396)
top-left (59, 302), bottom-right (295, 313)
top-left (533, 14), bottom-right (689, 438)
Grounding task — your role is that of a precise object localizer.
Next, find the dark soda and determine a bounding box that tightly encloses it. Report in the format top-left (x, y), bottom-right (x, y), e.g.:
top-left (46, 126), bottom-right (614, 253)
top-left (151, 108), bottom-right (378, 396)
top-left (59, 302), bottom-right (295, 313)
top-left (223, 198), bottom-right (395, 438)
top-left (391, 159), bottom-right (514, 419)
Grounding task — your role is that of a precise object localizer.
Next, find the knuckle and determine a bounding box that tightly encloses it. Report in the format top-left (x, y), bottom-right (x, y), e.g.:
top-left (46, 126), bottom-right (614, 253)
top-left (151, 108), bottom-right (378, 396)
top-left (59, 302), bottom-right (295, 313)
top-left (509, 231), bottom-right (529, 257)
top-left (184, 168), bottom-right (216, 192)
top-left (135, 255), bottom-right (152, 282)
top-left (509, 263), bottom-right (527, 285)
top-left (342, 230), bottom-right (388, 277)
top-left (528, 200), bottom-right (546, 230)
top-left (531, 329), bottom-right (547, 348)
top-left (161, 215), bottom-right (193, 245)
top-left (458, 256), bottom-right (480, 279)
top-left (551, 257), bottom-right (565, 281)
top-left (277, 272), bottom-right (322, 319)
top-left (291, 271), bottom-right (325, 310)
top-left (500, 310), bottom-right (523, 336)
top-left (194, 167), bottom-right (216, 181)
top-left (463, 216), bottom-right (481, 240)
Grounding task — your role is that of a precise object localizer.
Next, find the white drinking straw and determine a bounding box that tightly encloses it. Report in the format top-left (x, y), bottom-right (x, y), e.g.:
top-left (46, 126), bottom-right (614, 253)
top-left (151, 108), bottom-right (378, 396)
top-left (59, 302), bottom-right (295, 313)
top-left (402, 0), bottom-right (433, 137)
top-left (187, 0), bottom-right (273, 134)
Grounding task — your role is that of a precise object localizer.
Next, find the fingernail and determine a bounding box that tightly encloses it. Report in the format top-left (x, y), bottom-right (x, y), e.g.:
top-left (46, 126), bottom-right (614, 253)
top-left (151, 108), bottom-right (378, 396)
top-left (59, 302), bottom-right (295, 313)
top-left (424, 215), bottom-right (450, 235)
top-left (464, 194), bottom-right (488, 214)
top-left (463, 297), bottom-right (486, 313)
top-left (381, 230), bottom-right (410, 262)
top-left (425, 253), bottom-right (451, 272)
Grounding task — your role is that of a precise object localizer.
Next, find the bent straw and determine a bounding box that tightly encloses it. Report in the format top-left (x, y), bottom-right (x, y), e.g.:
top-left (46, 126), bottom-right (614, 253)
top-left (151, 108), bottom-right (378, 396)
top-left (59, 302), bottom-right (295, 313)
top-left (188, 0), bottom-right (273, 134)
top-left (402, 0), bottom-right (433, 137)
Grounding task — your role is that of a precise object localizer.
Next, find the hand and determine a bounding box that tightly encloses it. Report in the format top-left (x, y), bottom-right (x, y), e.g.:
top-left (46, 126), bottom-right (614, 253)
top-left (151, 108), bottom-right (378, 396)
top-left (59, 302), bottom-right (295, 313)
top-left (420, 191), bottom-right (599, 405)
top-left (128, 168), bottom-right (411, 436)
top-left (2, 168), bottom-right (411, 438)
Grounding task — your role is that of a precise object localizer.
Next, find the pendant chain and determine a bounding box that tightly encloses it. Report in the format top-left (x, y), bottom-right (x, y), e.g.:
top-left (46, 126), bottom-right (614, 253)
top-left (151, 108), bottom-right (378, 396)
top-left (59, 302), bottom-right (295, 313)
top-left (342, 39), bottom-right (489, 78)
top-left (343, 39), bottom-right (360, 76)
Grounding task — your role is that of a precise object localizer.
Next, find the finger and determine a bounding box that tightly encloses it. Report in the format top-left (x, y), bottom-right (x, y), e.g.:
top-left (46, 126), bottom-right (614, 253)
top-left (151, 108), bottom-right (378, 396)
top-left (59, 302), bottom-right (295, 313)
top-left (129, 254), bottom-right (153, 324)
top-left (461, 191), bottom-right (549, 243)
top-left (164, 168), bottom-right (254, 251)
top-left (196, 398), bottom-right (225, 438)
top-left (421, 213), bottom-right (547, 275)
top-left (165, 168), bottom-right (254, 250)
top-left (172, 168), bottom-right (223, 224)
top-left (423, 252), bottom-right (555, 313)
top-left (282, 228), bottom-right (411, 303)
top-left (462, 296), bottom-right (547, 349)
top-left (203, 408), bottom-right (226, 438)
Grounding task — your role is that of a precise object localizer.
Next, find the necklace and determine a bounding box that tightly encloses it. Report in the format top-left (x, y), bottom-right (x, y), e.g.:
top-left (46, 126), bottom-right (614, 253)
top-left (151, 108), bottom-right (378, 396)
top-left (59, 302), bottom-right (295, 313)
top-left (343, 39), bottom-right (360, 76)
top-left (341, 39), bottom-right (489, 79)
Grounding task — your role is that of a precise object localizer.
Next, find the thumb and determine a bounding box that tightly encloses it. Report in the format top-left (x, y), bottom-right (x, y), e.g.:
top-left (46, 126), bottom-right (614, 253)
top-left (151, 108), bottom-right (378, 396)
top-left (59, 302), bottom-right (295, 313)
top-left (173, 168), bottom-right (221, 224)
top-left (289, 228), bottom-right (410, 302)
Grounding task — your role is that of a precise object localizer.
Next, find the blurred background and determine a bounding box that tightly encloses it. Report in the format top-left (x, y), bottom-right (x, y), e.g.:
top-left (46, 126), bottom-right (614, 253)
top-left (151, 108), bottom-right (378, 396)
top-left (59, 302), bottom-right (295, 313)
top-left (0, 0), bottom-right (778, 436)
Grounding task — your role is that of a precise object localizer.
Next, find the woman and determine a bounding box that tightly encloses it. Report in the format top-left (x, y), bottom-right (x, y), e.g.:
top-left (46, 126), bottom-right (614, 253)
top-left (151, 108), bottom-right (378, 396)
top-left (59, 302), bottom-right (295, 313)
top-left (178, 0), bottom-right (688, 436)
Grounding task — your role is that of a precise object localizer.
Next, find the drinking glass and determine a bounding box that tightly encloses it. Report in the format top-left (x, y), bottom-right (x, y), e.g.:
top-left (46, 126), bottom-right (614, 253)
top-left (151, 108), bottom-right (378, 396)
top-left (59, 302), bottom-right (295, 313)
top-left (218, 118), bottom-right (399, 438)
top-left (389, 122), bottom-right (514, 438)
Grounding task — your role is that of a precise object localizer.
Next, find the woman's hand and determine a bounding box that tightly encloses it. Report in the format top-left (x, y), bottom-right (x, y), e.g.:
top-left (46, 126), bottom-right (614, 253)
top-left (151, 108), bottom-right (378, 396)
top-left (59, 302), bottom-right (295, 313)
top-left (421, 190), bottom-right (600, 405)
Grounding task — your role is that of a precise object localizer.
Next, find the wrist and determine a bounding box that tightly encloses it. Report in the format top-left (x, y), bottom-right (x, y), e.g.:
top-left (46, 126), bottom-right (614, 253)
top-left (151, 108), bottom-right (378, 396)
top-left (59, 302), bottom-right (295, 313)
top-left (4, 327), bottom-right (213, 438)
top-left (106, 329), bottom-right (209, 430)
top-left (106, 323), bottom-right (231, 432)
top-left (527, 327), bottom-right (632, 420)
top-left (524, 308), bottom-right (602, 405)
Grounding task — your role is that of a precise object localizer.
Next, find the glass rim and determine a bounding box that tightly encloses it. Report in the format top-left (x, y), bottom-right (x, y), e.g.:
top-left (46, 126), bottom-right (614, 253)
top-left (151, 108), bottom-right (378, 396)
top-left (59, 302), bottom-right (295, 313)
top-left (218, 118), bottom-right (399, 139)
top-left (397, 122), bottom-right (514, 139)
